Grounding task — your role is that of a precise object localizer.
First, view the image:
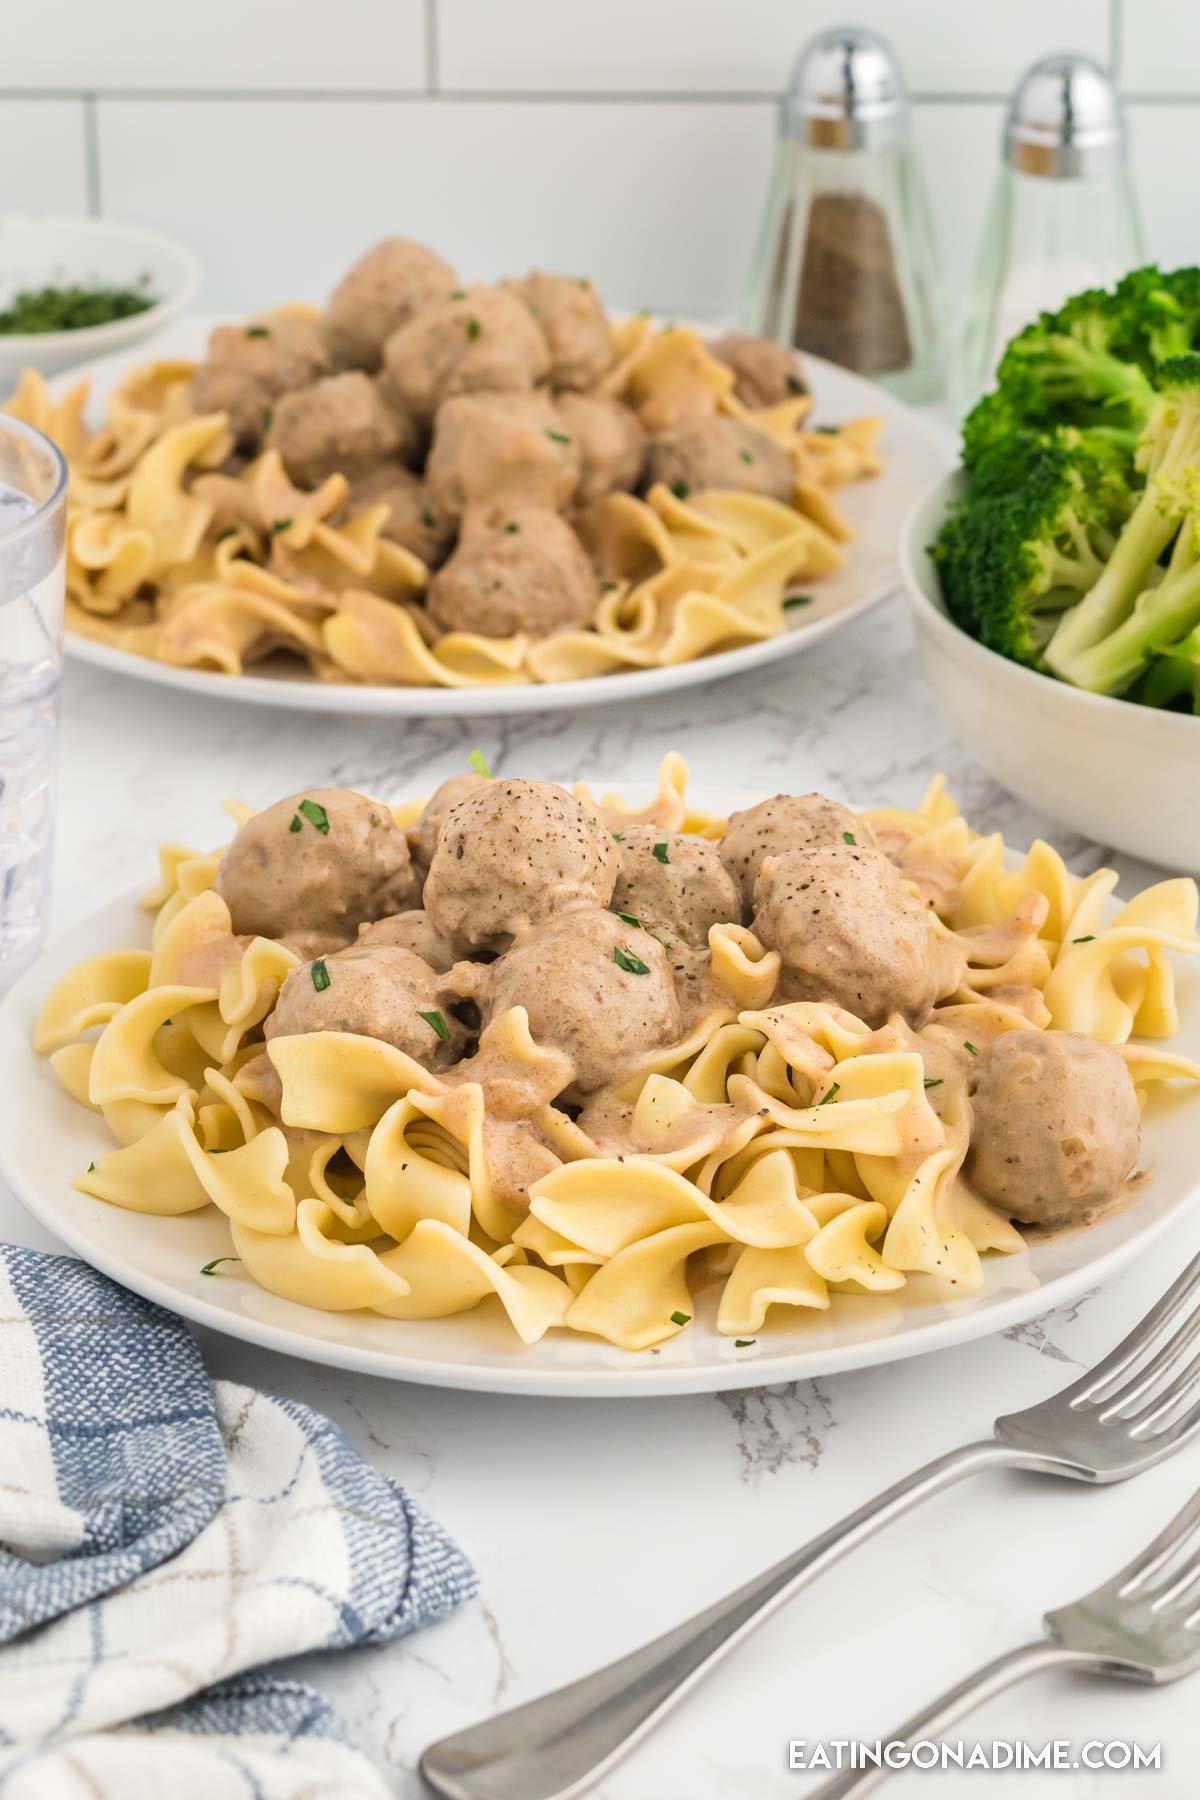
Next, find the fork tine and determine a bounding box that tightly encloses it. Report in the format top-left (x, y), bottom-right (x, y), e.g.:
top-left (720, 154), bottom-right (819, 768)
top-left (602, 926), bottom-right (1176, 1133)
top-left (1142, 1391), bottom-right (1200, 1457)
top-left (1071, 1253), bottom-right (1200, 1406)
top-left (1122, 1348), bottom-right (1200, 1435)
top-left (1098, 1296), bottom-right (1200, 1416)
top-left (1118, 1487), bottom-right (1200, 1596)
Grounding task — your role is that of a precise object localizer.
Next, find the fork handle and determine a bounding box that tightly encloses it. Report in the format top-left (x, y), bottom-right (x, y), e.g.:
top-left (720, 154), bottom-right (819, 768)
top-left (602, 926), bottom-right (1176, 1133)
top-left (811, 1640), bottom-right (1091, 1797)
top-left (420, 1437), bottom-right (1015, 1800)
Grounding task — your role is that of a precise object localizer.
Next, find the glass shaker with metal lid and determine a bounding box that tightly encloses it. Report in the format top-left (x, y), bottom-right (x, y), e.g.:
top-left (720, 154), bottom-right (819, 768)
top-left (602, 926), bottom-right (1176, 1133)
top-left (955, 53), bottom-right (1145, 407)
top-left (742, 25), bottom-right (945, 402)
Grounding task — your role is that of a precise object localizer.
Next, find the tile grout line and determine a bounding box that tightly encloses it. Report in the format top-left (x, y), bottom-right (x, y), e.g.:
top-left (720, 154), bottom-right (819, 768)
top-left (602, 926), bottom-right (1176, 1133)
top-left (0, 85), bottom-right (1009, 105)
top-left (424, 0), bottom-right (439, 95)
top-left (82, 93), bottom-right (100, 216)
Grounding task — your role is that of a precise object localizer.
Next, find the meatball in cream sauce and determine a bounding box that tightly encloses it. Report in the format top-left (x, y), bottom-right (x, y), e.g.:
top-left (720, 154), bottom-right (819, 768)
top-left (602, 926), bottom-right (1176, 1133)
top-left (720, 793), bottom-right (873, 915)
top-left (266, 942), bottom-right (464, 1069)
top-left (612, 825), bottom-right (740, 949)
top-left (324, 237), bottom-right (458, 372)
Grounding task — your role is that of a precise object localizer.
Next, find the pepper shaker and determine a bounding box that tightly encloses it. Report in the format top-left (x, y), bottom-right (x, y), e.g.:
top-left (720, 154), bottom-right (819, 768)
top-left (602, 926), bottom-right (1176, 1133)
top-left (955, 53), bottom-right (1145, 409)
top-left (742, 25), bottom-right (945, 402)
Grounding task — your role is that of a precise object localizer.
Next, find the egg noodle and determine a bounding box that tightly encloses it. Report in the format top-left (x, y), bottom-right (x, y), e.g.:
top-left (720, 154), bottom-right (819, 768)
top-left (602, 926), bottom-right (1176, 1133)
top-left (4, 316), bottom-right (881, 689)
top-left (31, 757), bottom-right (1200, 1352)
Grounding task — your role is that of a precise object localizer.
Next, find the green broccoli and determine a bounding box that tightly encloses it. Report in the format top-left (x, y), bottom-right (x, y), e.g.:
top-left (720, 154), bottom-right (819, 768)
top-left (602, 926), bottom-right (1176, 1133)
top-left (1044, 355), bottom-right (1200, 691)
top-left (933, 429), bottom-right (1131, 666)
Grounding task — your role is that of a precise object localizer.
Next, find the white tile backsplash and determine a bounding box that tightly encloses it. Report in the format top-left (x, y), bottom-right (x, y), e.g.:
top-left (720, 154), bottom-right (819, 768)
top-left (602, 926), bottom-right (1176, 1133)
top-left (5, 0), bottom-right (1193, 365)
top-left (0, 103), bottom-right (89, 216)
top-left (97, 97), bottom-right (776, 319)
top-left (3, 0), bottom-right (426, 92)
top-left (436, 0), bottom-right (1110, 96)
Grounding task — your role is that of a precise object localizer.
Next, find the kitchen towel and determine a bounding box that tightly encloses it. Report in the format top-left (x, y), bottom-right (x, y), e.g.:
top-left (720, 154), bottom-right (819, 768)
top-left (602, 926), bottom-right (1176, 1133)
top-left (0, 1244), bottom-right (476, 1797)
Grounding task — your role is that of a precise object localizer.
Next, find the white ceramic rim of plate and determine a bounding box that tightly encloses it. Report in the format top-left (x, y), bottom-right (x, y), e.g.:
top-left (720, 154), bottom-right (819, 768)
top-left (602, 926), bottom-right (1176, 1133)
top-left (2, 781), bottom-right (1196, 1397)
top-left (58, 327), bottom-right (951, 716)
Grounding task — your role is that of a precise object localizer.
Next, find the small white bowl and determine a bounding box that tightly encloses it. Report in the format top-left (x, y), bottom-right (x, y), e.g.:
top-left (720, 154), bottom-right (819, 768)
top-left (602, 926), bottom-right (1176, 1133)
top-left (900, 470), bottom-right (1200, 873)
top-left (0, 215), bottom-right (201, 390)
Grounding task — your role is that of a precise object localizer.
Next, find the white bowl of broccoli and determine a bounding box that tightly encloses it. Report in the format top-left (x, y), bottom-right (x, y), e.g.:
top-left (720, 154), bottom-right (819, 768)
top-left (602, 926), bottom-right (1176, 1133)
top-left (901, 467), bottom-right (1200, 872)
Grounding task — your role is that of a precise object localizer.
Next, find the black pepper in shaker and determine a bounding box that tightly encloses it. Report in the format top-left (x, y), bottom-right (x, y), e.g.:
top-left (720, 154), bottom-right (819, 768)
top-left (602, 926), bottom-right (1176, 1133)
top-left (742, 26), bottom-right (946, 403)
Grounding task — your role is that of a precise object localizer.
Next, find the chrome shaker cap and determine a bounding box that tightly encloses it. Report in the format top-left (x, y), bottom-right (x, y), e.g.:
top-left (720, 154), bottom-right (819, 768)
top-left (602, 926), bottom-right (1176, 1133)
top-left (1004, 53), bottom-right (1127, 178)
top-left (782, 26), bottom-right (910, 150)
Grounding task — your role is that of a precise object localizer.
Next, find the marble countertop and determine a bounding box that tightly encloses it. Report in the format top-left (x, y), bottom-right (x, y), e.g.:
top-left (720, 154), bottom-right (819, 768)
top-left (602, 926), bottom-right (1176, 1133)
top-left (5, 448), bottom-right (1200, 1796)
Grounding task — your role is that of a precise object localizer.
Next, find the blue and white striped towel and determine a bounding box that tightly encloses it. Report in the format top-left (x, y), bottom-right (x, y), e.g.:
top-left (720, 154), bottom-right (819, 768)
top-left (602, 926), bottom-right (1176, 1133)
top-left (0, 1245), bottom-right (476, 1798)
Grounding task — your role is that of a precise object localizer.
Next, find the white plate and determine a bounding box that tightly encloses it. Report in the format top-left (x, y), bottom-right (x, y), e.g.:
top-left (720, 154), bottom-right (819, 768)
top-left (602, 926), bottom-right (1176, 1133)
top-left (1, 782), bottom-right (1197, 1397)
top-left (58, 319), bottom-right (950, 716)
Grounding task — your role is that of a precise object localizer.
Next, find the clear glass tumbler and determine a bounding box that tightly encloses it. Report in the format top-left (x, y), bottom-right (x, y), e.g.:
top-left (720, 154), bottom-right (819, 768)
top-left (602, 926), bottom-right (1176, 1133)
top-left (0, 416), bottom-right (67, 990)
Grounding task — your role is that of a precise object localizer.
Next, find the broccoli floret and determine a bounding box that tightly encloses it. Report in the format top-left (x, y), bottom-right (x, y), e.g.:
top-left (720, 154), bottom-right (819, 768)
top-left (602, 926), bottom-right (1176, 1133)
top-left (1113, 266), bottom-right (1200, 367)
top-left (933, 431), bottom-right (1130, 667)
top-left (1045, 355), bottom-right (1200, 692)
top-left (1129, 627), bottom-right (1200, 711)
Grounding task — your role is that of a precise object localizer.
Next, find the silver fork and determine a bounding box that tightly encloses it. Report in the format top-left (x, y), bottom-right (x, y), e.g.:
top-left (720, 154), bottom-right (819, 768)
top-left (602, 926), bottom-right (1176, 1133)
top-left (420, 1254), bottom-right (1200, 1800)
top-left (814, 1483), bottom-right (1200, 1796)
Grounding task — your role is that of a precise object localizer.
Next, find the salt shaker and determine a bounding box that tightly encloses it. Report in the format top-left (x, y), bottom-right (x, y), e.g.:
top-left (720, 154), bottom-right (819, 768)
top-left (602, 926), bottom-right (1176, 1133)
top-left (742, 25), bottom-right (945, 403)
top-left (955, 53), bottom-right (1145, 409)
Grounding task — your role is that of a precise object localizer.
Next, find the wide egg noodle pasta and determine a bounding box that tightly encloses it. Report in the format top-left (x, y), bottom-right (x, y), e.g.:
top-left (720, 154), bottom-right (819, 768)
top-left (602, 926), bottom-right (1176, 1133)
top-left (29, 753), bottom-right (1200, 1350)
top-left (7, 315), bottom-right (879, 690)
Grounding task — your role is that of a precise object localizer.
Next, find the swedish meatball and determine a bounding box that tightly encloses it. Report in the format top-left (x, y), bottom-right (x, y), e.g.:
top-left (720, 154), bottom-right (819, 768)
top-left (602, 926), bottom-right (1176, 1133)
top-left (967, 1032), bottom-right (1141, 1227)
top-left (425, 392), bottom-right (580, 524)
top-left (214, 787), bottom-right (419, 957)
top-left (266, 943), bottom-right (464, 1069)
top-left (708, 331), bottom-right (808, 409)
top-left (191, 316), bottom-right (331, 449)
top-left (265, 372), bottom-right (416, 488)
top-left (425, 509), bottom-right (598, 639)
top-left (345, 464), bottom-right (454, 566)
top-left (478, 908), bottom-right (682, 1095)
top-left (612, 826), bottom-right (740, 949)
top-left (407, 772), bottom-right (491, 874)
top-left (751, 844), bottom-right (964, 1029)
top-left (556, 393), bottom-right (645, 506)
top-left (645, 417), bottom-right (794, 502)
top-left (721, 793), bottom-right (874, 914)
top-left (381, 285), bottom-right (550, 423)
top-left (423, 779), bottom-right (618, 955)
top-left (324, 237), bottom-right (458, 372)
top-left (356, 909), bottom-right (456, 972)
top-left (502, 271), bottom-right (614, 391)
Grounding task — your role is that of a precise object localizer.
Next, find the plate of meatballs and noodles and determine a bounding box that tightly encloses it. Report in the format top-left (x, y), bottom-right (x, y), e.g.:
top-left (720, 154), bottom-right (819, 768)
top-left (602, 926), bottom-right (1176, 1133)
top-left (7, 235), bottom-right (949, 715)
top-left (5, 760), bottom-right (1200, 1397)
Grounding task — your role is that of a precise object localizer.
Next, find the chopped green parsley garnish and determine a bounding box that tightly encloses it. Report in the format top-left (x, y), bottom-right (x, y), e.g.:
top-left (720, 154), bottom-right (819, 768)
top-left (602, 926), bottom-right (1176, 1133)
top-left (670, 481), bottom-right (691, 501)
top-left (1072, 934), bottom-right (1096, 944)
top-left (215, 525), bottom-right (238, 543)
top-left (505, 521), bottom-right (520, 533)
top-left (311, 958), bottom-right (331, 992)
top-left (843, 830), bottom-right (857, 846)
top-left (270, 517), bottom-right (293, 535)
top-left (652, 842), bottom-right (670, 864)
top-left (670, 1309), bottom-right (691, 1326)
top-left (614, 910), bottom-right (642, 928)
top-left (289, 814), bottom-right (302, 833)
top-left (614, 944), bottom-right (650, 976)
top-left (786, 373), bottom-right (805, 395)
top-left (814, 423), bottom-right (839, 434)
top-left (419, 1009), bottom-right (451, 1041)
top-left (576, 277), bottom-right (592, 289)
top-left (467, 748), bottom-right (493, 778)
top-left (262, 407), bottom-right (274, 433)
top-left (465, 316), bottom-right (482, 340)
top-left (448, 289), bottom-right (466, 300)
top-left (245, 325), bottom-right (270, 339)
top-left (739, 449), bottom-right (754, 464)
top-left (734, 1337), bottom-right (756, 1347)
top-left (611, 832), bottom-right (625, 842)
top-left (923, 1077), bottom-right (944, 1089)
top-left (545, 429), bottom-right (571, 445)
top-left (87, 1161), bottom-right (96, 1173)
top-left (0, 278), bottom-right (155, 335)
top-left (421, 506), bottom-right (435, 528)
top-left (817, 1082), bottom-right (841, 1105)
top-left (200, 1256), bottom-right (241, 1277)
top-left (295, 797), bottom-right (330, 835)
top-left (783, 594), bottom-right (814, 609)
top-left (964, 1041), bottom-right (979, 1056)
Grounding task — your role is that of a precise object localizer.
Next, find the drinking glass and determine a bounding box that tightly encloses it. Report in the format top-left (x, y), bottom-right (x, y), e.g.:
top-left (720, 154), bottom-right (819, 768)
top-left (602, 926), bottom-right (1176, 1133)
top-left (0, 416), bottom-right (68, 990)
